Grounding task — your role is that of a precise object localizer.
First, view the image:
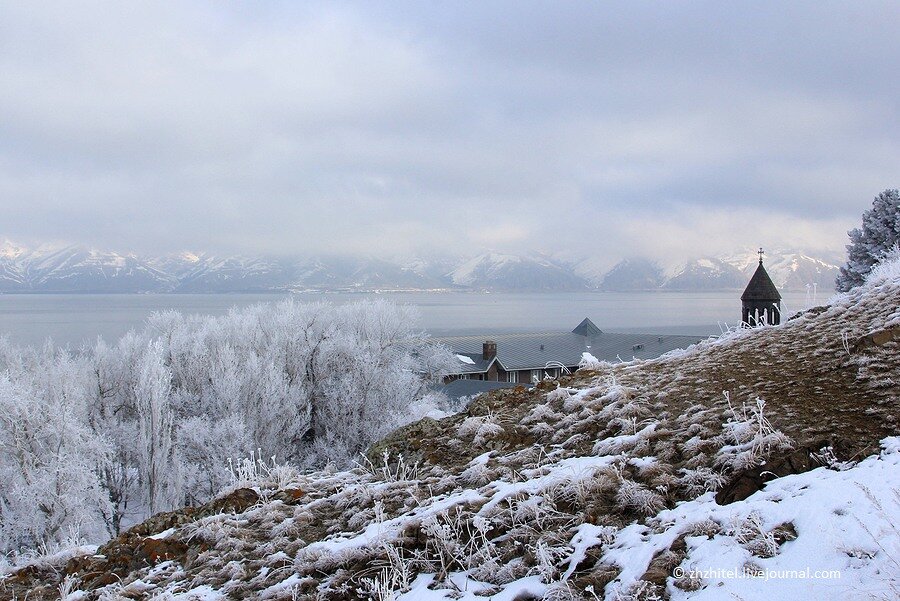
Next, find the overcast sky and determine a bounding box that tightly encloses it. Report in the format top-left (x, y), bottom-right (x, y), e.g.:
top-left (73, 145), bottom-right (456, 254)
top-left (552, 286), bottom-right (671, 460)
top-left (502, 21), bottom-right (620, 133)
top-left (0, 1), bottom-right (897, 261)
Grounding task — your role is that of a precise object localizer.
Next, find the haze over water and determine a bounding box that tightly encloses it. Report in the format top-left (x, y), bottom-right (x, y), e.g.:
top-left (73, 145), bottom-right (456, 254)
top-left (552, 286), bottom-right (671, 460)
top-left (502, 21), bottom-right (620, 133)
top-left (0, 291), bottom-right (815, 349)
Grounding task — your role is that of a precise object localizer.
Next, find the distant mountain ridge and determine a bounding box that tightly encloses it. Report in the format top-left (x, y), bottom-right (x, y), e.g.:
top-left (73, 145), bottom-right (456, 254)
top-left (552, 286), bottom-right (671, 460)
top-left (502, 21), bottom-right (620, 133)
top-left (0, 240), bottom-right (841, 293)
top-left (588, 250), bottom-right (841, 292)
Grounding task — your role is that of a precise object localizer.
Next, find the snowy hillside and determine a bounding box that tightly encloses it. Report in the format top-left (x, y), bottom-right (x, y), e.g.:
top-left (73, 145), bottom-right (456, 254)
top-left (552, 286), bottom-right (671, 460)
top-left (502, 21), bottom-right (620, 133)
top-left (595, 258), bottom-right (664, 291)
top-left (663, 258), bottom-right (746, 290)
top-left (152, 253), bottom-right (293, 293)
top-left (0, 241), bottom-right (28, 291)
top-left (448, 252), bottom-right (589, 291)
top-left (0, 242), bottom-right (176, 292)
top-left (594, 249), bottom-right (841, 292)
top-left (6, 256), bottom-right (897, 600)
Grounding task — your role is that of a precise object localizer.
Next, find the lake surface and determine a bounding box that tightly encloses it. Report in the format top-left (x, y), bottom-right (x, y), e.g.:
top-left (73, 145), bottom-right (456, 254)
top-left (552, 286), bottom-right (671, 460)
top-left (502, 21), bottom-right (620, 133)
top-left (0, 290), bottom-right (820, 349)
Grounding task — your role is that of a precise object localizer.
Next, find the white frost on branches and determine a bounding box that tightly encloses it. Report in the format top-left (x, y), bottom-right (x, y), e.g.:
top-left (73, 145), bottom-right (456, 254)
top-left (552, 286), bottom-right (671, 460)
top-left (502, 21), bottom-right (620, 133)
top-left (0, 299), bottom-right (453, 554)
top-left (836, 188), bottom-right (900, 291)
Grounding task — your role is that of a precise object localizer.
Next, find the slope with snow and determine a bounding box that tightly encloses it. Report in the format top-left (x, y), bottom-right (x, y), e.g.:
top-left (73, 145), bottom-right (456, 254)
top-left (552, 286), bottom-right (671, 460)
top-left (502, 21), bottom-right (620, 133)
top-left (0, 243), bottom-right (176, 292)
top-left (662, 257), bottom-right (746, 290)
top-left (162, 253), bottom-right (293, 293)
top-left (596, 258), bottom-right (664, 291)
top-left (5, 256), bottom-right (897, 600)
top-left (449, 252), bottom-right (589, 291)
top-left (0, 240), bottom-right (28, 291)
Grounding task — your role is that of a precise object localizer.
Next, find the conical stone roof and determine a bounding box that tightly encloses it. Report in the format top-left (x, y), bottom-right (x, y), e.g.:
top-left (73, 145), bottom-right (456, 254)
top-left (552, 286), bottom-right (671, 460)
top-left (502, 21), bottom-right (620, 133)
top-left (741, 261), bottom-right (782, 301)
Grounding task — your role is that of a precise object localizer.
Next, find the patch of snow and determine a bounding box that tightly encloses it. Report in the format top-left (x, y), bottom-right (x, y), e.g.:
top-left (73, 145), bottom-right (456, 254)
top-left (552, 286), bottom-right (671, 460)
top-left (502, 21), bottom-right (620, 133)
top-left (603, 436), bottom-right (900, 600)
top-left (397, 573), bottom-right (547, 600)
top-left (165, 584), bottom-right (225, 600)
top-left (147, 528), bottom-right (175, 540)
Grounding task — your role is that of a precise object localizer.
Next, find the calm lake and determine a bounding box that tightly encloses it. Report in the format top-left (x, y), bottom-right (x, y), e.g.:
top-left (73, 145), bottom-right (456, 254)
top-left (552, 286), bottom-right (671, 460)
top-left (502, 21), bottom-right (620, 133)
top-left (0, 290), bottom-right (818, 349)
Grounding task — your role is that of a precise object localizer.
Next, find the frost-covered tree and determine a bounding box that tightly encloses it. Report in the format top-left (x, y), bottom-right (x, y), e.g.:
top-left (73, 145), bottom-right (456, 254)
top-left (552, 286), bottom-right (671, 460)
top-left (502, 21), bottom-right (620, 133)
top-left (302, 301), bottom-right (449, 464)
top-left (94, 299), bottom-right (451, 510)
top-left (0, 343), bottom-right (112, 553)
top-left (836, 188), bottom-right (900, 291)
top-left (0, 299), bottom-right (453, 551)
top-left (85, 337), bottom-right (142, 535)
top-left (134, 340), bottom-right (179, 516)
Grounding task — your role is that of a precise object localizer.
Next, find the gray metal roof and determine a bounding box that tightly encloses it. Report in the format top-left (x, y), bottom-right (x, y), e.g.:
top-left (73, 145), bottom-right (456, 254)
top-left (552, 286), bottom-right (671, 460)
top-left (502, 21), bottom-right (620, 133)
top-left (437, 321), bottom-right (703, 373)
top-left (432, 379), bottom-right (522, 400)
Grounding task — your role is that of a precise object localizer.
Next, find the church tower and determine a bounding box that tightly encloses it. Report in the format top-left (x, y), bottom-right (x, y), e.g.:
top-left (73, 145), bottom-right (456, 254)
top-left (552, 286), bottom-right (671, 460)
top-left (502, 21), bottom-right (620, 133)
top-left (741, 249), bottom-right (782, 326)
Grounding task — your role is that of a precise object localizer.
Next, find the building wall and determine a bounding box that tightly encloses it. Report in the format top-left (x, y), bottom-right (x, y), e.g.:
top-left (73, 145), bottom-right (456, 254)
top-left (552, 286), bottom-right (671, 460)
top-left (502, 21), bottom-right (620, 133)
top-left (486, 362), bottom-right (499, 381)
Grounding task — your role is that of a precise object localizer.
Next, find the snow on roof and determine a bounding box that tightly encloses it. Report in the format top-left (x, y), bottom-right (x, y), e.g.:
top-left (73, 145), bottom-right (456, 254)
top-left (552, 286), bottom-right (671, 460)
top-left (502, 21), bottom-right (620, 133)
top-left (456, 354), bottom-right (475, 365)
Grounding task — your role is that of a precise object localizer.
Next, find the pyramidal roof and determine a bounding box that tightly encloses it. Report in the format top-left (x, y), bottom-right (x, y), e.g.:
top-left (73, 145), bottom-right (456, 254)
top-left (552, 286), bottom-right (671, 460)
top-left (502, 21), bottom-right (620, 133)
top-left (741, 260), bottom-right (782, 301)
top-left (572, 317), bottom-right (603, 336)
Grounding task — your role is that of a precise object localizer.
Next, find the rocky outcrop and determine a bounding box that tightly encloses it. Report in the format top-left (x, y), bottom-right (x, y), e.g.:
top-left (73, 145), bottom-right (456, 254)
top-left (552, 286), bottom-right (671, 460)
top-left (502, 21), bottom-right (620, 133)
top-left (853, 325), bottom-right (900, 352)
top-left (715, 446), bottom-right (825, 504)
top-left (0, 487), bottom-right (289, 599)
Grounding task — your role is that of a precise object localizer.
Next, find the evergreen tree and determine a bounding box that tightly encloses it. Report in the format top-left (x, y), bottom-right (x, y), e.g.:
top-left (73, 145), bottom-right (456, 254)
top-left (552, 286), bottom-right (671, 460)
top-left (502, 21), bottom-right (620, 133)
top-left (836, 189), bottom-right (900, 291)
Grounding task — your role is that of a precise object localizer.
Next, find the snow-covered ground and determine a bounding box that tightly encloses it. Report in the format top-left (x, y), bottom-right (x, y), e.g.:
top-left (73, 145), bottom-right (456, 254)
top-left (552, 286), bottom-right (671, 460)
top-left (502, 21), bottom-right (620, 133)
top-left (393, 438), bottom-right (900, 600)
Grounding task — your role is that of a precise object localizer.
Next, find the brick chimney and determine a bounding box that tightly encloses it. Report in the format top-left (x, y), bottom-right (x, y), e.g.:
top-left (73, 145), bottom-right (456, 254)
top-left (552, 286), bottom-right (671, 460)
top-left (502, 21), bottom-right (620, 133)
top-left (482, 340), bottom-right (497, 361)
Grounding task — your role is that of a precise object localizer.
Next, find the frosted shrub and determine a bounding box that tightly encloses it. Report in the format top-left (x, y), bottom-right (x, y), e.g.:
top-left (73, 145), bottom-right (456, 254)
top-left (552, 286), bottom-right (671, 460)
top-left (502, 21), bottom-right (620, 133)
top-left (359, 568), bottom-right (399, 601)
top-left (421, 507), bottom-right (499, 582)
top-left (533, 539), bottom-right (570, 583)
top-left (457, 411), bottom-right (504, 446)
top-left (495, 488), bottom-right (576, 534)
top-left (677, 467), bottom-right (726, 497)
top-left (861, 244), bottom-right (900, 288)
top-left (183, 513), bottom-right (245, 547)
top-left (358, 451), bottom-right (419, 483)
top-left (360, 543), bottom-right (414, 601)
top-left (58, 575), bottom-right (79, 600)
top-left (687, 518), bottom-right (722, 538)
top-left (612, 580), bottom-right (665, 601)
top-left (716, 394), bottom-right (793, 471)
top-left (545, 386), bottom-right (573, 404)
top-left (543, 581), bottom-right (582, 601)
top-left (543, 466), bottom-right (617, 513)
top-left (615, 478), bottom-right (665, 516)
top-left (523, 402), bottom-right (561, 425)
top-left (460, 459), bottom-right (494, 486)
top-left (226, 449), bottom-right (301, 492)
top-left (592, 423), bottom-right (657, 456)
top-left (578, 352), bottom-right (609, 370)
top-left (731, 512), bottom-right (780, 558)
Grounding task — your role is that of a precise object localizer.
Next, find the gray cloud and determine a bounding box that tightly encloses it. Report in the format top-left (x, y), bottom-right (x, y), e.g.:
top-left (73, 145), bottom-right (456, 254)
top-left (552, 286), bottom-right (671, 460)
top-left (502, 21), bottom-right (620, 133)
top-left (0, 1), bottom-right (896, 260)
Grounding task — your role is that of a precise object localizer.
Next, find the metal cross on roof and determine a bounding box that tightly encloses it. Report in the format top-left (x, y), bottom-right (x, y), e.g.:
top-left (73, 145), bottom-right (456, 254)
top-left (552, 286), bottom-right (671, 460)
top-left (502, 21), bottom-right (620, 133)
top-left (758, 247), bottom-right (764, 264)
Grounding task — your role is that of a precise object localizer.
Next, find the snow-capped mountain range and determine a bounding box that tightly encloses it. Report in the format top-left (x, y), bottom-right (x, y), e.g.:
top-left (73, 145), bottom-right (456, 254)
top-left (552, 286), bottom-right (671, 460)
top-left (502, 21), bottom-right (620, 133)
top-left (0, 240), bottom-right (842, 293)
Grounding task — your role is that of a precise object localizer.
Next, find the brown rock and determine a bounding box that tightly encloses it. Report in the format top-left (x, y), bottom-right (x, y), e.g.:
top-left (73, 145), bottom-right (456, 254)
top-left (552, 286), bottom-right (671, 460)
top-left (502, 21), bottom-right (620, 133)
top-left (853, 326), bottom-right (900, 352)
top-left (640, 533), bottom-right (688, 587)
top-left (209, 487), bottom-right (260, 514)
top-left (137, 537), bottom-right (189, 564)
top-left (272, 487), bottom-right (306, 504)
top-left (716, 446), bottom-right (825, 504)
